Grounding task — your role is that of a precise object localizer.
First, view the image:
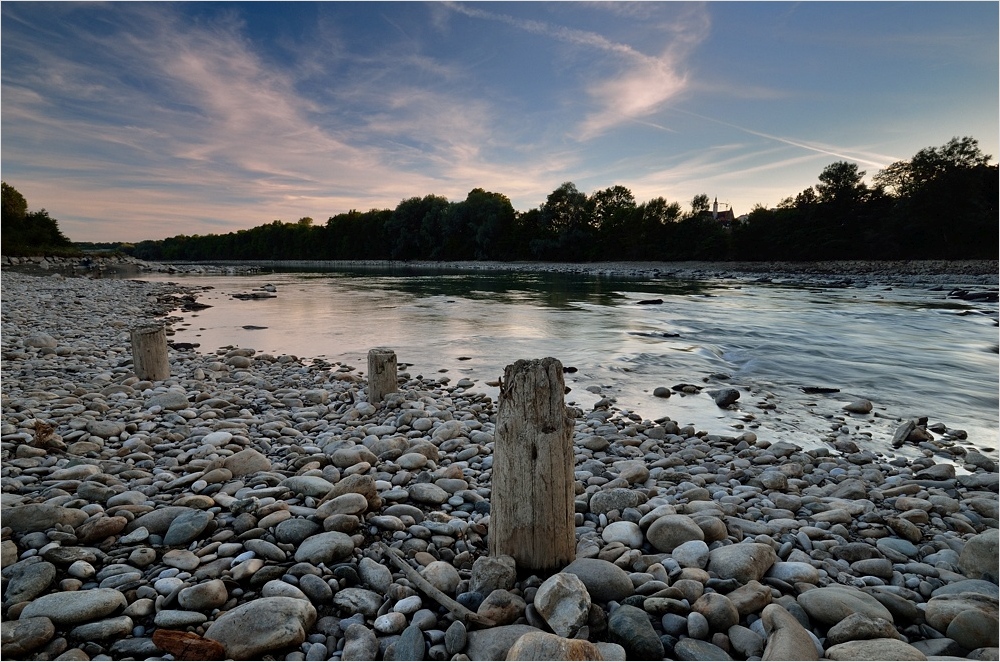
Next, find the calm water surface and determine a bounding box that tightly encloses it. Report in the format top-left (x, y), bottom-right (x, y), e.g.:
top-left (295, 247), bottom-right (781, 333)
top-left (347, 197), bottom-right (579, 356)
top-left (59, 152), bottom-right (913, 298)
top-left (141, 267), bottom-right (999, 458)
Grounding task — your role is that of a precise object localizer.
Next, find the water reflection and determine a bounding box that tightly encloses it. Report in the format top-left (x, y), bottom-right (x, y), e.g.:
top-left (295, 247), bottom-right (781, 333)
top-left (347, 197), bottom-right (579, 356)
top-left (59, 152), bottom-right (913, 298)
top-left (144, 266), bottom-right (999, 455)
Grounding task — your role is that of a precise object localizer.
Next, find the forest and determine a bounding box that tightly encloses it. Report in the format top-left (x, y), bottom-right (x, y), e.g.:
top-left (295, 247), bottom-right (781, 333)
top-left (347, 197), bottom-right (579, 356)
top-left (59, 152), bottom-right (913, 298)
top-left (5, 137), bottom-right (997, 262)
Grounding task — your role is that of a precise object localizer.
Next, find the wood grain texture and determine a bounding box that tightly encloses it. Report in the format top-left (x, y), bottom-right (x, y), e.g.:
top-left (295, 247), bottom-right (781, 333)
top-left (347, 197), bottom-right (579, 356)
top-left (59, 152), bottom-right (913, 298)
top-left (367, 347), bottom-right (397, 404)
top-left (489, 357), bottom-right (576, 571)
top-left (130, 325), bottom-right (170, 381)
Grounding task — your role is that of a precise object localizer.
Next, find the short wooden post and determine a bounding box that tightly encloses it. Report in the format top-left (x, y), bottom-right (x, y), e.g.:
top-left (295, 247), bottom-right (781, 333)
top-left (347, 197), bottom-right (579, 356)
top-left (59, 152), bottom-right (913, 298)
top-left (489, 357), bottom-right (576, 571)
top-left (367, 348), bottom-right (398, 404)
top-left (131, 325), bottom-right (170, 381)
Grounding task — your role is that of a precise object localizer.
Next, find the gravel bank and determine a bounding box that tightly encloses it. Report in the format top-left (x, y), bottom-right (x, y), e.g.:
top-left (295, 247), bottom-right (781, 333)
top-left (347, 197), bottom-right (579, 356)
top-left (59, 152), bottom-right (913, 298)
top-left (1, 270), bottom-right (997, 661)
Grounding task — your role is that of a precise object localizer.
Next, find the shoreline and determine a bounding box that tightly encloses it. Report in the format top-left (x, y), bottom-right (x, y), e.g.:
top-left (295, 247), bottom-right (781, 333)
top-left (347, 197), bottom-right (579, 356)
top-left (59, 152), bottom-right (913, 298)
top-left (1, 270), bottom-right (998, 661)
top-left (4, 255), bottom-right (998, 287)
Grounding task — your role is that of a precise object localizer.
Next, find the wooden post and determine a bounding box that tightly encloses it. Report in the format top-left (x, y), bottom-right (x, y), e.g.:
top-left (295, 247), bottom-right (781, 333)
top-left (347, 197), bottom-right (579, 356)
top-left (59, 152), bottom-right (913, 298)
top-left (367, 348), bottom-right (398, 404)
top-left (489, 357), bottom-right (576, 571)
top-left (131, 325), bottom-right (170, 381)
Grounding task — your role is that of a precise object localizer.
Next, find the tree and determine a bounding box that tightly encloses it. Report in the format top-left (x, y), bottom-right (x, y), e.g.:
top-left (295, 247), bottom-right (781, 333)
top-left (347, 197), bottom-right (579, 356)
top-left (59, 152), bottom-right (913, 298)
top-left (691, 193), bottom-right (710, 216)
top-left (816, 162), bottom-right (866, 206)
top-left (1, 183), bottom-right (72, 253)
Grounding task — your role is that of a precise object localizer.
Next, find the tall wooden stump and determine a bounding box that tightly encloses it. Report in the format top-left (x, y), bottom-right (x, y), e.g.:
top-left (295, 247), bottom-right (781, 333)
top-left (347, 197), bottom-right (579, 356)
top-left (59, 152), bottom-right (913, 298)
top-left (367, 347), bottom-right (398, 404)
top-left (131, 325), bottom-right (170, 381)
top-left (489, 357), bottom-right (576, 571)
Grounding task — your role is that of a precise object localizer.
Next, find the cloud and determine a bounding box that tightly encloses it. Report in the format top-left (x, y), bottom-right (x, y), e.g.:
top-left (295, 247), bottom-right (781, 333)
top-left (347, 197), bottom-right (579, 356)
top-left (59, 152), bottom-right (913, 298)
top-left (444, 2), bottom-right (711, 140)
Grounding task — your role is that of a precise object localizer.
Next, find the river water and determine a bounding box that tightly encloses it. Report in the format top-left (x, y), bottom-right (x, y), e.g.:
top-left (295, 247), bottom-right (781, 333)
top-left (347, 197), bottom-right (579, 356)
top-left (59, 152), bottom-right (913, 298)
top-left (140, 265), bottom-right (999, 460)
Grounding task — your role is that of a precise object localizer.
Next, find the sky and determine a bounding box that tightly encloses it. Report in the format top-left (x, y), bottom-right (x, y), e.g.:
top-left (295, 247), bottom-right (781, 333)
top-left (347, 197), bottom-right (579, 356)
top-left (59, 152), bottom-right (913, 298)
top-left (2, 2), bottom-right (997, 243)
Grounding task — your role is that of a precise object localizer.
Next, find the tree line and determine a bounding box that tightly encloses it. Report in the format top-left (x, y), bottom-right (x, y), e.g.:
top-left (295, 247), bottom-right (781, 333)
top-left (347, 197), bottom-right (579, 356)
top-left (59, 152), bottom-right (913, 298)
top-left (4, 136), bottom-right (996, 262)
top-left (1, 182), bottom-right (73, 255)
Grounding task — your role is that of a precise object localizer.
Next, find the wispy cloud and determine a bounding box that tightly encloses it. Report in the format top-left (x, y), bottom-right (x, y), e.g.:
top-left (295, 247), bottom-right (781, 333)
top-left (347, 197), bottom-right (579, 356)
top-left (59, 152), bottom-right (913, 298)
top-left (444, 2), bottom-right (710, 139)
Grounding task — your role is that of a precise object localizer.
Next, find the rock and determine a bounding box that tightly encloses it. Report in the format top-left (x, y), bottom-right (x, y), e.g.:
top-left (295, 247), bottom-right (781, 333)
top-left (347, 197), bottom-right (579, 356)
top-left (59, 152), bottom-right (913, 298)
top-left (164, 509), bottom-right (214, 546)
top-left (589, 488), bottom-right (639, 515)
top-left (281, 476), bottom-right (336, 499)
top-left (20, 587), bottom-right (127, 624)
top-left (761, 603), bottom-right (819, 661)
top-left (727, 580), bottom-right (773, 618)
top-left (646, 514), bottom-right (705, 553)
top-left (68, 614), bottom-right (134, 640)
top-left (421, 560), bottom-right (461, 594)
top-left (506, 632), bottom-right (605, 660)
top-left (2, 504), bottom-right (88, 533)
top-left (147, 391), bottom-right (190, 410)
top-left (708, 542), bottom-right (776, 584)
top-left (534, 573), bottom-right (591, 637)
top-left (713, 388), bottom-right (740, 408)
top-left (946, 608), bottom-right (1000, 650)
top-left (470, 554), bottom-right (517, 596)
top-left (204, 596), bottom-right (316, 659)
top-left (728, 624), bottom-right (765, 658)
top-left (843, 399), bottom-right (873, 414)
top-left (607, 605), bottom-right (663, 661)
top-left (960, 529), bottom-right (999, 582)
top-left (178, 579), bottom-right (229, 611)
top-left (342, 623), bottom-right (378, 661)
top-left (293, 531), bottom-right (354, 565)
top-left (826, 613), bottom-right (901, 646)
top-left (672, 540), bottom-right (711, 569)
top-left (333, 588), bottom-right (384, 618)
top-left (3, 559), bottom-right (56, 604)
top-left (692, 592), bottom-right (740, 632)
top-left (359, 557), bottom-right (393, 594)
top-left (602, 521), bottom-right (643, 548)
top-left (224, 447), bottom-right (272, 476)
top-left (445, 620), bottom-right (467, 656)
top-left (674, 638), bottom-right (735, 661)
top-left (824, 638), bottom-right (927, 661)
top-left (316, 493), bottom-right (369, 518)
top-left (393, 624), bottom-right (426, 661)
top-left (408, 483), bottom-right (449, 505)
top-left (465, 624), bottom-right (540, 661)
top-left (561, 558), bottom-right (634, 603)
top-left (152, 629), bottom-right (226, 661)
top-left (477, 589), bottom-right (526, 626)
top-left (925, 594), bottom-right (999, 636)
top-left (766, 561), bottom-right (820, 585)
top-left (797, 585), bottom-right (893, 626)
top-left (1, 617), bottom-right (55, 657)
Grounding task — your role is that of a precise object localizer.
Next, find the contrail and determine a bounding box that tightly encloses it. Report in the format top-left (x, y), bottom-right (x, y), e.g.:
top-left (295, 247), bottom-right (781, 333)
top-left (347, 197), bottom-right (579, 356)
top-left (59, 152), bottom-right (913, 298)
top-left (665, 107), bottom-right (898, 169)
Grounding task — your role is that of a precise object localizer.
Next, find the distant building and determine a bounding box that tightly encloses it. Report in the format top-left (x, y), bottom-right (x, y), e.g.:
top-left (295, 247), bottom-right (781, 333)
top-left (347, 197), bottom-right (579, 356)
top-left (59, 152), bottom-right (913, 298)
top-left (711, 198), bottom-right (736, 225)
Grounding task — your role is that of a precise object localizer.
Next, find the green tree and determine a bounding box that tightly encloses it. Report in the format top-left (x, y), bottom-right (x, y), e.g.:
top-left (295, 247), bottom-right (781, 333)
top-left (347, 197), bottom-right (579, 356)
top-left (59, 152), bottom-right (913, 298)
top-left (690, 193), bottom-right (710, 216)
top-left (816, 162), bottom-right (867, 206)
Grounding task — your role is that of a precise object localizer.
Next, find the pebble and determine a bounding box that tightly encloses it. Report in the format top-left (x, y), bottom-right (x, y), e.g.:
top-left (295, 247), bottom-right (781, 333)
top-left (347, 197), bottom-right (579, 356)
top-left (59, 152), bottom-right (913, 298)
top-left (1, 270), bottom-right (997, 662)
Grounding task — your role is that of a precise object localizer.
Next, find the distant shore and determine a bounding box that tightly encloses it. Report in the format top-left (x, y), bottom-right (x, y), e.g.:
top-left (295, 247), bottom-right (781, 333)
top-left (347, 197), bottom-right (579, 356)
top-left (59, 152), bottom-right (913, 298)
top-left (3, 254), bottom-right (997, 286)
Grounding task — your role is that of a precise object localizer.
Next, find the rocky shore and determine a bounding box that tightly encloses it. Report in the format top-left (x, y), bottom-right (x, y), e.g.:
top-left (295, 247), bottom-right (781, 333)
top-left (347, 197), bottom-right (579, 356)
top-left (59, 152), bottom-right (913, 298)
top-left (1, 270), bottom-right (997, 661)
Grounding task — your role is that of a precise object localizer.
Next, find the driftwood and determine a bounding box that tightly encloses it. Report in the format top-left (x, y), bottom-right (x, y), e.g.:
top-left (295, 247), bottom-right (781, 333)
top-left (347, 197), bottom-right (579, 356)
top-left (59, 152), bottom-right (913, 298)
top-left (367, 347), bottom-right (398, 404)
top-left (130, 325), bottom-right (170, 381)
top-left (379, 544), bottom-right (496, 628)
top-left (489, 357), bottom-right (576, 572)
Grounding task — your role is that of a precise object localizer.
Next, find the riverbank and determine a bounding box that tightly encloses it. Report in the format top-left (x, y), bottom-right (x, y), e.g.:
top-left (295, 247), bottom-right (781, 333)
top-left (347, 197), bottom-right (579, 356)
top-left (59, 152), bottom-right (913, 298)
top-left (1, 270), bottom-right (998, 661)
top-left (154, 258), bottom-right (1000, 286)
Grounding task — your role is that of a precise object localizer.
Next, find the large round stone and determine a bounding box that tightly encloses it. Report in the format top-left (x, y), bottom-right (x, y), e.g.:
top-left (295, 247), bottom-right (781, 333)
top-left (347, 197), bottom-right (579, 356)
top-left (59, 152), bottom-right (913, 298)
top-left (204, 596), bottom-right (316, 659)
top-left (646, 514), bottom-right (704, 553)
top-left (959, 529), bottom-right (998, 582)
top-left (561, 558), bottom-right (633, 603)
top-left (293, 531), bottom-right (354, 565)
top-left (797, 585), bottom-right (893, 626)
top-left (708, 543), bottom-right (776, 584)
top-left (20, 588), bottom-right (127, 625)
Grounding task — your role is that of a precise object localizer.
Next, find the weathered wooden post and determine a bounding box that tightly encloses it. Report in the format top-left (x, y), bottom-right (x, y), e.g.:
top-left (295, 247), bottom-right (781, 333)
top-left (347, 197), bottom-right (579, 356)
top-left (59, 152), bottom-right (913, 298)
top-left (131, 325), bottom-right (170, 381)
top-left (489, 357), bottom-right (576, 571)
top-left (367, 347), bottom-right (398, 404)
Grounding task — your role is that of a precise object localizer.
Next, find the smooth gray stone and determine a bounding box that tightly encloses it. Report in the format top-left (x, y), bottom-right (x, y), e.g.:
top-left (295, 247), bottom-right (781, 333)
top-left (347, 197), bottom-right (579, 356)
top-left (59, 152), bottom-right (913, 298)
top-left (204, 596), bottom-right (317, 659)
top-left (342, 623), bottom-right (378, 661)
top-left (607, 605), bottom-right (664, 661)
top-left (674, 638), bottom-right (735, 661)
top-left (163, 509), bottom-right (214, 546)
top-left (294, 531), bottom-right (354, 565)
top-left (561, 558), bottom-right (633, 603)
top-left (20, 588), bottom-right (127, 625)
top-left (3, 559), bottom-right (56, 604)
top-left (465, 625), bottom-right (540, 661)
top-left (1, 504), bottom-right (88, 533)
top-left (393, 624), bottom-right (426, 661)
top-left (0, 617), bottom-right (55, 657)
top-left (797, 585), bottom-right (893, 626)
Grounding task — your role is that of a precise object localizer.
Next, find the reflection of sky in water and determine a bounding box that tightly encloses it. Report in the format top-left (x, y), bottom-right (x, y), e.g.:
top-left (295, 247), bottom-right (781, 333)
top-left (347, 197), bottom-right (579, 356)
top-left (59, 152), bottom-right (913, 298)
top-left (145, 269), bottom-right (999, 456)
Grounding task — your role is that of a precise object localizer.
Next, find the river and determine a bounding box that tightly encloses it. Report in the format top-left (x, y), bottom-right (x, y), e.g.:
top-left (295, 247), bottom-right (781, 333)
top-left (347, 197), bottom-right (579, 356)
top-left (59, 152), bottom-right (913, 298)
top-left (139, 264), bottom-right (999, 461)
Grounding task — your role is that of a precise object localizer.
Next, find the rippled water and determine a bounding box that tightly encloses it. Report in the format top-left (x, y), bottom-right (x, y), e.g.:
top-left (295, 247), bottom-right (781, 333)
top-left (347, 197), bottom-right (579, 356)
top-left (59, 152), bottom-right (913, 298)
top-left (141, 266), bottom-right (999, 458)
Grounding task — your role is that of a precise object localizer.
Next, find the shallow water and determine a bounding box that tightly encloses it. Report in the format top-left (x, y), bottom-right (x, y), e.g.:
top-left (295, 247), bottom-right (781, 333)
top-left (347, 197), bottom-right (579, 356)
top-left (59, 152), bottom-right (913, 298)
top-left (140, 266), bottom-right (999, 458)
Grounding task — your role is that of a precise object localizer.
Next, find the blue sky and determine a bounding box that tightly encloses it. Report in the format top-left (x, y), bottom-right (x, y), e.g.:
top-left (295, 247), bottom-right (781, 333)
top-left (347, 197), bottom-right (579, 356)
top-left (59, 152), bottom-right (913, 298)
top-left (2, 2), bottom-right (997, 243)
